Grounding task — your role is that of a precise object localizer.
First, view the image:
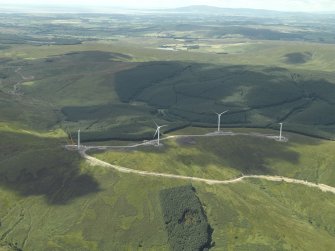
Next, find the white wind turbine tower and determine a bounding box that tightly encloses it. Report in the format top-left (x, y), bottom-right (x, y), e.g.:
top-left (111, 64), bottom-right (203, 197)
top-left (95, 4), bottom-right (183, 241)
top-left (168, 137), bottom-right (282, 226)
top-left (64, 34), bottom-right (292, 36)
top-left (279, 122), bottom-right (283, 141)
top-left (153, 121), bottom-right (167, 146)
top-left (215, 110), bottom-right (228, 132)
top-left (77, 129), bottom-right (81, 150)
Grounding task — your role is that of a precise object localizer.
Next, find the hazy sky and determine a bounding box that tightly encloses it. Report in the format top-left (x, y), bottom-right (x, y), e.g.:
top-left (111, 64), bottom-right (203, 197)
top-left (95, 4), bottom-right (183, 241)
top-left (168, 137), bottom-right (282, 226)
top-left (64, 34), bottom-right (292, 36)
top-left (1, 0), bottom-right (335, 12)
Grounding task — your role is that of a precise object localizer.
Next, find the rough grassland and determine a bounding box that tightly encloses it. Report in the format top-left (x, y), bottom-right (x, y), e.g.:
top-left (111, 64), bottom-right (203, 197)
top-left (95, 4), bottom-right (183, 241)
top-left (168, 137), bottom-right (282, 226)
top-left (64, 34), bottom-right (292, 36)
top-left (1, 125), bottom-right (335, 250)
top-left (1, 12), bottom-right (335, 251)
top-left (94, 128), bottom-right (335, 186)
top-left (196, 180), bottom-right (335, 250)
top-left (2, 44), bottom-right (335, 140)
top-left (2, 39), bottom-right (335, 72)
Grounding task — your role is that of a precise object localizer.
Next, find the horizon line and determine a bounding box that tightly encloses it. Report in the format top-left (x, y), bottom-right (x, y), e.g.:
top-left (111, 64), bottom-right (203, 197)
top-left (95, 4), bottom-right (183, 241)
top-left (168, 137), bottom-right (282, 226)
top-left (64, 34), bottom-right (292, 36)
top-left (0, 4), bottom-right (334, 14)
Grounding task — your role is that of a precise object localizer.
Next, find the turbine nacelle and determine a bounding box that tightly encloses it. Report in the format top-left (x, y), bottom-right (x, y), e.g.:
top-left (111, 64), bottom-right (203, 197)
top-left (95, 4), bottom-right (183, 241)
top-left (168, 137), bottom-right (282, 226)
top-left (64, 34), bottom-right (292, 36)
top-left (153, 125), bottom-right (167, 138)
top-left (215, 110), bottom-right (229, 117)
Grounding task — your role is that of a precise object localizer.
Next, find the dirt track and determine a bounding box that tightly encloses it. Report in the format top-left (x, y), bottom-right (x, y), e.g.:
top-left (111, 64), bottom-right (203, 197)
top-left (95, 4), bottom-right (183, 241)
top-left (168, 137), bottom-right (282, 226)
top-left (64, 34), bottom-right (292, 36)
top-left (65, 131), bottom-right (334, 194)
top-left (81, 148), bottom-right (335, 195)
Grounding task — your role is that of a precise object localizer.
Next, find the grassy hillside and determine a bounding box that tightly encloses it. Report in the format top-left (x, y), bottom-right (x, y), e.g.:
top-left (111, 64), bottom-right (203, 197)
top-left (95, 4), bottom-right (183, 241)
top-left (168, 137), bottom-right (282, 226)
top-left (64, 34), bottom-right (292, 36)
top-left (114, 61), bottom-right (335, 139)
top-left (1, 47), bottom-right (335, 141)
top-left (196, 180), bottom-right (335, 250)
top-left (1, 12), bottom-right (335, 250)
top-left (1, 125), bottom-right (335, 250)
top-left (94, 128), bottom-right (335, 186)
top-left (0, 124), bottom-right (173, 250)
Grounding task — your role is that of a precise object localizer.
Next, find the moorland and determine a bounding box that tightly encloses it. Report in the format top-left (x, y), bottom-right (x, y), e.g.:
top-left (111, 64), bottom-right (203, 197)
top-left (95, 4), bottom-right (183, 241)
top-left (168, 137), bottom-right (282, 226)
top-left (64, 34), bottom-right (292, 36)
top-left (1, 6), bottom-right (335, 250)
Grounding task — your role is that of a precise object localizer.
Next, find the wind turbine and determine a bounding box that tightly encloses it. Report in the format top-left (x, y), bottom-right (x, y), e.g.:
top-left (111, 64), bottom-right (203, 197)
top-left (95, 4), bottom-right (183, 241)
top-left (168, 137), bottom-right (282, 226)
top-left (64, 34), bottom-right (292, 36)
top-left (153, 121), bottom-right (167, 146)
top-left (279, 122), bottom-right (283, 141)
top-left (215, 110), bottom-right (228, 132)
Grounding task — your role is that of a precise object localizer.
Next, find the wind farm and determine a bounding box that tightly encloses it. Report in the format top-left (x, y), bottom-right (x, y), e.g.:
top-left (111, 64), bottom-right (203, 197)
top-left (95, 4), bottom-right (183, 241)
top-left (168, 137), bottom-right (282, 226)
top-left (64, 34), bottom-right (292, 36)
top-left (1, 3), bottom-right (335, 251)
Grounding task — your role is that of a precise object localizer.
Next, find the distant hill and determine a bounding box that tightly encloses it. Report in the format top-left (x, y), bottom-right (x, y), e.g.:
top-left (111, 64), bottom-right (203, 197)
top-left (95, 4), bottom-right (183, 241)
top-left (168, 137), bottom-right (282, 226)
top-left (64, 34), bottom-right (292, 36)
top-left (165, 5), bottom-right (318, 17)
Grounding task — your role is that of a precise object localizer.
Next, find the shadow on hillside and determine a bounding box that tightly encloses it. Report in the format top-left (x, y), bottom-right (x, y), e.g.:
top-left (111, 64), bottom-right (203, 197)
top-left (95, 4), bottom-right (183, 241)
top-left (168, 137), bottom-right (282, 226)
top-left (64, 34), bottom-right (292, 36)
top-left (176, 135), bottom-right (305, 175)
top-left (284, 52), bottom-right (312, 64)
top-left (114, 61), bottom-right (335, 139)
top-left (0, 131), bottom-right (100, 205)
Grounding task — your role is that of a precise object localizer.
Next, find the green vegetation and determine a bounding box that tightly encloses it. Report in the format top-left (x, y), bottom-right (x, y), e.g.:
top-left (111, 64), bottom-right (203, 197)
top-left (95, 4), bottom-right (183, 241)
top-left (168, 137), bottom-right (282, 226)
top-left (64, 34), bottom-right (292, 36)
top-left (1, 12), bottom-right (335, 141)
top-left (0, 124), bottom-right (175, 250)
top-left (0, 124), bottom-right (99, 205)
top-left (160, 185), bottom-right (212, 251)
top-left (196, 180), bottom-right (335, 250)
top-left (2, 50), bottom-right (335, 141)
top-left (115, 62), bottom-right (335, 139)
top-left (95, 128), bottom-right (335, 186)
top-left (0, 242), bottom-right (22, 251)
top-left (1, 123), bottom-right (335, 250)
top-left (284, 52), bottom-right (313, 64)
top-left (1, 9), bottom-right (335, 251)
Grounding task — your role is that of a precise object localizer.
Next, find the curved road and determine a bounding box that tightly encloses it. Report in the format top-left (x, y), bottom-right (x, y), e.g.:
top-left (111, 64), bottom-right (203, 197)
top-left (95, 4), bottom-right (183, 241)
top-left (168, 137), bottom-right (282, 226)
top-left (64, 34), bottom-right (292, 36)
top-left (82, 150), bottom-right (335, 194)
top-left (72, 132), bottom-right (335, 195)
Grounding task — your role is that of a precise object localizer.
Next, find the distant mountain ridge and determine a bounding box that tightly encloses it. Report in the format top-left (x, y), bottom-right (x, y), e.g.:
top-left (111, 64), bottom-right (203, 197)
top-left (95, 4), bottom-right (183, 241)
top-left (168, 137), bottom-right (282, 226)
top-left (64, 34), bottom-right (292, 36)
top-left (1, 3), bottom-right (333, 15)
top-left (165, 5), bottom-right (330, 16)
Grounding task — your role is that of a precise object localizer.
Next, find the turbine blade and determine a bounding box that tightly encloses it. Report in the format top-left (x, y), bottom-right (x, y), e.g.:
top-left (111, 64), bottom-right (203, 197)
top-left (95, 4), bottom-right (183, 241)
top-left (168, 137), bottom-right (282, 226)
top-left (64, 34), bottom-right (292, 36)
top-left (220, 110), bottom-right (229, 115)
top-left (153, 120), bottom-right (158, 127)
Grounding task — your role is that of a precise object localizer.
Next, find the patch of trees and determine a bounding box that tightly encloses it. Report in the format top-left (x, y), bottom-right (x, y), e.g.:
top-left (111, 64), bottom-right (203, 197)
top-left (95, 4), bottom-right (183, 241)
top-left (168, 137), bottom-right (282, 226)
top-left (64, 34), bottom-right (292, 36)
top-left (79, 129), bottom-right (154, 142)
top-left (159, 185), bottom-right (213, 251)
